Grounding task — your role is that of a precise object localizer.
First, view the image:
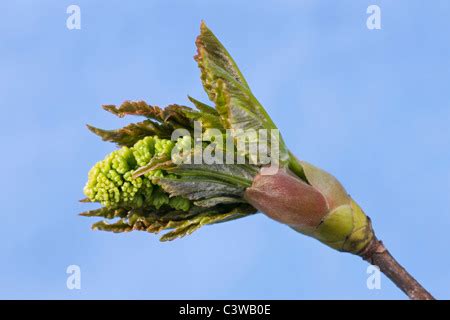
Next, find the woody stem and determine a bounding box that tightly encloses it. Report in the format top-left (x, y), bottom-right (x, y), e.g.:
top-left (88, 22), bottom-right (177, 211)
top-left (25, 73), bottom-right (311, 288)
top-left (359, 237), bottom-right (434, 300)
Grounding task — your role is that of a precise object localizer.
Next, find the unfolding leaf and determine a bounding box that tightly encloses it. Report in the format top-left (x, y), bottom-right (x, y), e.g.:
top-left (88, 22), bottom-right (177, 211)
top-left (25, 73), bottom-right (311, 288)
top-left (79, 206), bottom-right (128, 219)
top-left (92, 219), bottom-right (132, 233)
top-left (168, 163), bottom-right (257, 187)
top-left (157, 176), bottom-right (244, 200)
top-left (183, 109), bottom-right (224, 131)
top-left (193, 196), bottom-right (245, 207)
top-left (103, 101), bottom-right (161, 118)
top-left (86, 121), bottom-right (171, 147)
top-left (85, 201), bottom-right (257, 241)
top-left (160, 205), bottom-right (256, 241)
top-left (194, 22), bottom-right (288, 163)
top-left (103, 101), bottom-right (193, 128)
top-left (188, 95), bottom-right (219, 115)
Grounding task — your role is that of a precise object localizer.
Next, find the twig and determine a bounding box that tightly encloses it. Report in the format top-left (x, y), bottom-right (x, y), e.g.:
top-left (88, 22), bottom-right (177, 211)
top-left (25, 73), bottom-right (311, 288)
top-left (360, 237), bottom-right (435, 300)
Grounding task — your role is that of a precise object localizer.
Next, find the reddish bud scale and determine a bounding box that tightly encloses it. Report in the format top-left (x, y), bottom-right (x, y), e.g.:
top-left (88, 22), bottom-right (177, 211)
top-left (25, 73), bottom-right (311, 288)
top-left (244, 162), bottom-right (374, 254)
top-left (244, 169), bottom-right (329, 229)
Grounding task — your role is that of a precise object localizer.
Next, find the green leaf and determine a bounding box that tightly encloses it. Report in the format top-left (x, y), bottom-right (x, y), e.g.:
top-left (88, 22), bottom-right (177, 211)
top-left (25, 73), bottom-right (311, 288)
top-left (160, 205), bottom-right (256, 241)
top-left (168, 163), bottom-right (257, 187)
top-left (195, 22), bottom-right (288, 164)
top-left (155, 162), bottom-right (257, 201)
top-left (183, 109), bottom-right (224, 131)
top-left (86, 203), bottom-right (257, 241)
top-left (157, 176), bottom-right (245, 201)
top-left (193, 196), bottom-right (245, 207)
top-left (188, 96), bottom-right (219, 115)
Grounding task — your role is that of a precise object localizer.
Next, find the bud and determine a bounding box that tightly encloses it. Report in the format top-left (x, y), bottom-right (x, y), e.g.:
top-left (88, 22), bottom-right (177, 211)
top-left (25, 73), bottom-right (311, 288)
top-left (244, 162), bottom-right (374, 254)
top-left (244, 168), bottom-right (328, 229)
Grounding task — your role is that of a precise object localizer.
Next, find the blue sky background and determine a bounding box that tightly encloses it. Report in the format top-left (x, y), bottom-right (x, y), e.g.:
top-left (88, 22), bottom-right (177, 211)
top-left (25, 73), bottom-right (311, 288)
top-left (1, 0), bottom-right (449, 299)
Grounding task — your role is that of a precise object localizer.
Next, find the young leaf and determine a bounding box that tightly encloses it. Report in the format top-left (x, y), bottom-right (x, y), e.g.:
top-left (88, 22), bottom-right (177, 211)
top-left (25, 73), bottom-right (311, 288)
top-left (195, 22), bottom-right (289, 164)
top-left (86, 121), bottom-right (172, 147)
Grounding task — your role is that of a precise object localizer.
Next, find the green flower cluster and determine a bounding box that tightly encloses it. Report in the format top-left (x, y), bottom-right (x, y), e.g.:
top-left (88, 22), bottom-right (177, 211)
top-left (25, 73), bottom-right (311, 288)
top-left (83, 136), bottom-right (190, 211)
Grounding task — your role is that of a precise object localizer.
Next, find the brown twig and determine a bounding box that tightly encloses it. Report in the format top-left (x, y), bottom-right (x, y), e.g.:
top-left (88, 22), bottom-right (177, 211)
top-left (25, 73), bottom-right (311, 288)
top-left (359, 236), bottom-right (435, 300)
